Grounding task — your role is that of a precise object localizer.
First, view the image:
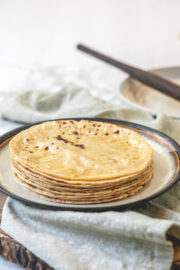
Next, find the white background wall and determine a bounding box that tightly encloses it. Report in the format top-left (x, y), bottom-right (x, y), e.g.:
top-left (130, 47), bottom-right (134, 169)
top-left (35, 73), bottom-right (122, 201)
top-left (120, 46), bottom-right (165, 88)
top-left (0, 0), bottom-right (180, 70)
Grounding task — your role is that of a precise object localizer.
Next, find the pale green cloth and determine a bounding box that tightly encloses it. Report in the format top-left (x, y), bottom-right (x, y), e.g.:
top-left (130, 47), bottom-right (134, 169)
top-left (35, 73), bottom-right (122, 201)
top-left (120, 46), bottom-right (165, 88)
top-left (1, 84), bottom-right (180, 270)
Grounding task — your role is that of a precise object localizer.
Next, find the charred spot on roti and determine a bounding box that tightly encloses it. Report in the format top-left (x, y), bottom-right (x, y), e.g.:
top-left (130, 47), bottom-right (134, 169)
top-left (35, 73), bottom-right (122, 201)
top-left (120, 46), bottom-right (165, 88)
top-left (75, 144), bottom-right (85, 149)
top-left (56, 135), bottom-right (62, 141)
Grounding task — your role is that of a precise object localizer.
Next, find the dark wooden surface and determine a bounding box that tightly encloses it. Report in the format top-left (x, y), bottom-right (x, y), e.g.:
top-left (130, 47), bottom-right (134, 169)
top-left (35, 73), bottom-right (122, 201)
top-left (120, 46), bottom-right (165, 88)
top-left (0, 191), bottom-right (180, 269)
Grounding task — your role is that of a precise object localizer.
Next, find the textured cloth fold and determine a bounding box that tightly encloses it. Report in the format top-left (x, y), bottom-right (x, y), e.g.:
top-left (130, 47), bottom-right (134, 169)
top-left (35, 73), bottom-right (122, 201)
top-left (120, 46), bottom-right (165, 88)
top-left (1, 84), bottom-right (180, 270)
top-left (1, 199), bottom-right (177, 270)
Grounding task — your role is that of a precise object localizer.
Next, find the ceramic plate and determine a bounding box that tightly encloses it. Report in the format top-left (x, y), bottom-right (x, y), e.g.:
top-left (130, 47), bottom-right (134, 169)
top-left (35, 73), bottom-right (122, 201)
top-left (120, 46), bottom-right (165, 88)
top-left (119, 67), bottom-right (180, 119)
top-left (0, 118), bottom-right (179, 211)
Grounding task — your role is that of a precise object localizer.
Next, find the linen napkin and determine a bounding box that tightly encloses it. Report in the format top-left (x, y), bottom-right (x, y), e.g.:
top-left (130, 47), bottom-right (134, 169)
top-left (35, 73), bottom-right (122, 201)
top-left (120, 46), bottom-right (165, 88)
top-left (1, 84), bottom-right (180, 270)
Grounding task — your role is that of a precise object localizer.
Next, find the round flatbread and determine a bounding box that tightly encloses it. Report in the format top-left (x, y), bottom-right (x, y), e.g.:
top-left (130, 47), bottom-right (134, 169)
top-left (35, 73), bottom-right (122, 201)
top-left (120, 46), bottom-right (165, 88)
top-left (10, 120), bottom-right (153, 181)
top-left (9, 120), bottom-right (154, 204)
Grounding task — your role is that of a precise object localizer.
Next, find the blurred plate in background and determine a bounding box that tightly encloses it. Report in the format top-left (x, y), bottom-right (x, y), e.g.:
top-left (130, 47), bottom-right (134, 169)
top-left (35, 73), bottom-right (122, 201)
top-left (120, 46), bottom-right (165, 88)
top-left (119, 67), bottom-right (180, 119)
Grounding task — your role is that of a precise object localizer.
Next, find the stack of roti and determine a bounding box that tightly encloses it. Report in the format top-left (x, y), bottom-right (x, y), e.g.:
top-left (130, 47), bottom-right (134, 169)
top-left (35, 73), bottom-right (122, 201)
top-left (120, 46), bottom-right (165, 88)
top-left (9, 120), bottom-right (153, 204)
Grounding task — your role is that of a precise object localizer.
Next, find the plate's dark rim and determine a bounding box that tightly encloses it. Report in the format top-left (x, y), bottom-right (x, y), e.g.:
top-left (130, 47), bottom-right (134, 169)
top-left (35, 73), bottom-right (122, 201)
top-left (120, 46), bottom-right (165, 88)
top-left (0, 117), bottom-right (180, 212)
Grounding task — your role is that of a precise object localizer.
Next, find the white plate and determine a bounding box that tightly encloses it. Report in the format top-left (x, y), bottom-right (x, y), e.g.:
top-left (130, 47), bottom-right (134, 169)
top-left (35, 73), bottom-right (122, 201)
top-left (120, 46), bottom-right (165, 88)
top-left (0, 118), bottom-right (179, 211)
top-left (119, 67), bottom-right (180, 119)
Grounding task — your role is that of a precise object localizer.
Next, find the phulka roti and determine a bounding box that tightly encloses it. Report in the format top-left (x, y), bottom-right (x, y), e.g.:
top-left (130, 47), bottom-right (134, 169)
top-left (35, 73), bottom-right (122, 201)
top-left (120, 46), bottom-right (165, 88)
top-left (9, 120), bottom-right (154, 204)
top-left (12, 159), bottom-right (153, 190)
top-left (10, 120), bottom-right (153, 180)
top-left (12, 170), bottom-right (152, 204)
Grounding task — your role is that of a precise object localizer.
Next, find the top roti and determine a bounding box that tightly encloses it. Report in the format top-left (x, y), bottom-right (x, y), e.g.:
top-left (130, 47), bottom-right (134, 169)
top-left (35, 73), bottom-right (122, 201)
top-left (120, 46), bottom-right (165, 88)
top-left (9, 120), bottom-right (153, 180)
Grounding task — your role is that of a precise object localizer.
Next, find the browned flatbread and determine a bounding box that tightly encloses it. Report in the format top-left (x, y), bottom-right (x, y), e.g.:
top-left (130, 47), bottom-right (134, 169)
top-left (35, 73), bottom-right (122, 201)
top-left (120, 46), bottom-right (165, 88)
top-left (12, 163), bottom-right (153, 196)
top-left (9, 120), bottom-right (154, 204)
top-left (12, 171), bottom-right (153, 204)
top-left (12, 159), bottom-right (153, 187)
